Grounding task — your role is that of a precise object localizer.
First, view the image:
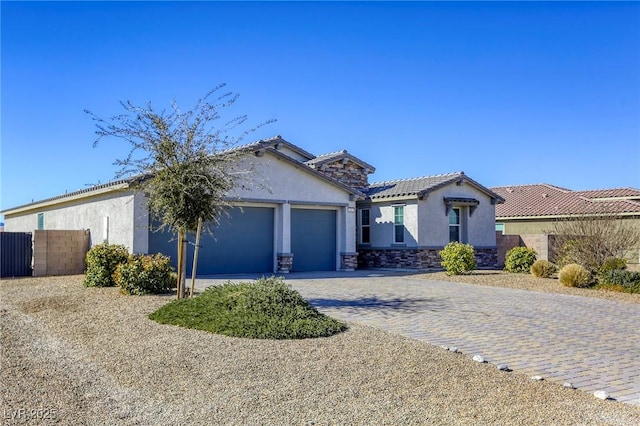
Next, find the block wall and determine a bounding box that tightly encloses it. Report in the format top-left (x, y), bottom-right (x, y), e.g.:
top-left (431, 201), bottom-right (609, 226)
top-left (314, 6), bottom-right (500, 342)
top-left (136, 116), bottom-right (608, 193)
top-left (33, 230), bottom-right (91, 276)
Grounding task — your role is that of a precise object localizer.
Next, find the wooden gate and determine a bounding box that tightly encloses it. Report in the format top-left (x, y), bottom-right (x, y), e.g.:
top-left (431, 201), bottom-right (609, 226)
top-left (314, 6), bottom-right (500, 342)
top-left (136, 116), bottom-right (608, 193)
top-left (0, 232), bottom-right (33, 278)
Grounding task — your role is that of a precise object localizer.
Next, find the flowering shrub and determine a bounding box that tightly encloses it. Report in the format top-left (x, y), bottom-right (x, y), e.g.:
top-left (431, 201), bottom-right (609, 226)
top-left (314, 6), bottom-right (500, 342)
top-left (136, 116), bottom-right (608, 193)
top-left (115, 254), bottom-right (175, 295)
top-left (84, 243), bottom-right (129, 287)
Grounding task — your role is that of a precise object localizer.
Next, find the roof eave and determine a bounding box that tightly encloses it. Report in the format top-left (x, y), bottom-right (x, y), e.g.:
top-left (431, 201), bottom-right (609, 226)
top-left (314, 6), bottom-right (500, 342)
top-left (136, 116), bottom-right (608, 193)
top-left (2, 181), bottom-right (132, 216)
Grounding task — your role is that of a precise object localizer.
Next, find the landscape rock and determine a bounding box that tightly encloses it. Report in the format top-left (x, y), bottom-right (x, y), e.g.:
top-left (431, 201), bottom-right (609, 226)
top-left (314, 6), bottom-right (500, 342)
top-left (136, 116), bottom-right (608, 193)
top-left (472, 355), bottom-right (485, 363)
top-left (496, 364), bottom-right (509, 371)
top-left (593, 391), bottom-right (610, 400)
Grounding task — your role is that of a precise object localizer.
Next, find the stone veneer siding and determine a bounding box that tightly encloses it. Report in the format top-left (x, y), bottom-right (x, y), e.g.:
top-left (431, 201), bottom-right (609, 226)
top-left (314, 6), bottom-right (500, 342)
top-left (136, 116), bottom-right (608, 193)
top-left (358, 247), bottom-right (498, 269)
top-left (276, 253), bottom-right (293, 273)
top-left (312, 159), bottom-right (369, 190)
top-left (340, 252), bottom-right (358, 270)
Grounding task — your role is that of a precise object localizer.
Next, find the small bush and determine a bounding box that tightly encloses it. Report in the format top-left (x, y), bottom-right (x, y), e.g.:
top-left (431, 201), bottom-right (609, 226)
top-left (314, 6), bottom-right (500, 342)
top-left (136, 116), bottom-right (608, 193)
top-left (504, 247), bottom-right (537, 273)
top-left (558, 263), bottom-right (592, 288)
top-left (149, 276), bottom-right (347, 339)
top-left (115, 253), bottom-right (176, 295)
top-left (530, 259), bottom-right (557, 278)
top-left (84, 243), bottom-right (129, 287)
top-left (598, 257), bottom-right (627, 274)
top-left (440, 242), bottom-right (476, 275)
top-left (597, 269), bottom-right (640, 294)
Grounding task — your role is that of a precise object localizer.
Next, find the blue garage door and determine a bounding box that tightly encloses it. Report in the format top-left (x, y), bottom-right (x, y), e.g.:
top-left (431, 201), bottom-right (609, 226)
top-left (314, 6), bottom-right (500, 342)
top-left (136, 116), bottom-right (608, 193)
top-left (148, 207), bottom-right (274, 275)
top-left (291, 208), bottom-right (336, 272)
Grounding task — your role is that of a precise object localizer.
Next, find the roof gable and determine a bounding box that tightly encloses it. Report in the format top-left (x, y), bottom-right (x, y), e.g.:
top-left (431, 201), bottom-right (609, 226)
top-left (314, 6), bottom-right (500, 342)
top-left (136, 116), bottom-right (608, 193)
top-left (305, 149), bottom-right (376, 173)
top-left (365, 172), bottom-right (504, 202)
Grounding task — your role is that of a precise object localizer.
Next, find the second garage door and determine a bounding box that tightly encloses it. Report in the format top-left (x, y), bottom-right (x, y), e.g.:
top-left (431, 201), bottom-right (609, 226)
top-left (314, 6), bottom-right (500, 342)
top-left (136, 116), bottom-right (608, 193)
top-left (291, 208), bottom-right (337, 272)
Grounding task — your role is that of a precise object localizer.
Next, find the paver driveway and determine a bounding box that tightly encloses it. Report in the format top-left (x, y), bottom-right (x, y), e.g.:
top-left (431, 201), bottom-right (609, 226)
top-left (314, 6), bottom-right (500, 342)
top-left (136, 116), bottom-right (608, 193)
top-left (198, 270), bottom-right (640, 406)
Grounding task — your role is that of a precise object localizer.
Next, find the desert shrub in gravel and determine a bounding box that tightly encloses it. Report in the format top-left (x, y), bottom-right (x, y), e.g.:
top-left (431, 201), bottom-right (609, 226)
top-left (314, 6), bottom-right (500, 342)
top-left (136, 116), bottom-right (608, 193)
top-left (504, 247), bottom-right (537, 273)
top-left (149, 276), bottom-right (347, 339)
top-left (597, 257), bottom-right (627, 274)
top-left (530, 259), bottom-right (557, 278)
top-left (84, 243), bottom-right (129, 287)
top-left (440, 242), bottom-right (476, 275)
top-left (596, 270), bottom-right (640, 294)
top-left (115, 254), bottom-right (175, 295)
top-left (558, 263), bottom-right (592, 288)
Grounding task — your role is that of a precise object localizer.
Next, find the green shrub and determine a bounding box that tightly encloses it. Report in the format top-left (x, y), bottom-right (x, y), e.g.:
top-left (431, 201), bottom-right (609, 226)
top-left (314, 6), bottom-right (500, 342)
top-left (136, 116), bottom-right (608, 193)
top-left (149, 276), bottom-right (347, 339)
top-left (115, 253), bottom-right (176, 295)
top-left (504, 247), bottom-right (537, 273)
top-left (84, 243), bottom-right (129, 287)
top-left (530, 259), bottom-right (557, 278)
top-left (596, 269), bottom-right (640, 294)
top-left (439, 242), bottom-right (476, 275)
top-left (598, 257), bottom-right (627, 274)
top-left (558, 263), bottom-right (592, 288)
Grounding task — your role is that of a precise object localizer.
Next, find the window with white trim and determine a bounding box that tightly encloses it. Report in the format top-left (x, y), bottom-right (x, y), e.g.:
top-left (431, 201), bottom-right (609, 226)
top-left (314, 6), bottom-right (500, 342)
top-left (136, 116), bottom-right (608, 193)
top-left (37, 213), bottom-right (44, 230)
top-left (393, 205), bottom-right (404, 244)
top-left (449, 207), bottom-right (460, 242)
top-left (360, 209), bottom-right (371, 244)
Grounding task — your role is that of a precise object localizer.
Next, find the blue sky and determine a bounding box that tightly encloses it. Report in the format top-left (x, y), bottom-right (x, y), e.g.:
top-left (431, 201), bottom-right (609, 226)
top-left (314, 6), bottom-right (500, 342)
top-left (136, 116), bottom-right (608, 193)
top-left (2, 1), bottom-right (639, 214)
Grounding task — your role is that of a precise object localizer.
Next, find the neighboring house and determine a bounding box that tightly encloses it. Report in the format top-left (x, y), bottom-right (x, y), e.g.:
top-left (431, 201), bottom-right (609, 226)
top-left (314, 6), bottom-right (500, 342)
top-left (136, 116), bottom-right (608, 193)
top-left (492, 184), bottom-right (640, 263)
top-left (2, 136), bottom-right (503, 273)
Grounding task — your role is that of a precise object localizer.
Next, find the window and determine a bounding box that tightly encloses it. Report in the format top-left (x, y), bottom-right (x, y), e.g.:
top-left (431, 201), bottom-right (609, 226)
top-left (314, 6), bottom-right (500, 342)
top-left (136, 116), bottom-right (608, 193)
top-left (37, 213), bottom-right (44, 230)
top-left (495, 223), bottom-right (505, 234)
top-left (394, 205), bottom-right (404, 243)
top-left (449, 208), bottom-right (460, 242)
top-left (360, 209), bottom-right (371, 244)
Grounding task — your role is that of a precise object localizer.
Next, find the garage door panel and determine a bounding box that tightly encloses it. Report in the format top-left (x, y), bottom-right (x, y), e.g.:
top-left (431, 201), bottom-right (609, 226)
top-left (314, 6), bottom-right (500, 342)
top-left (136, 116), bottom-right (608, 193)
top-left (148, 207), bottom-right (274, 274)
top-left (291, 208), bottom-right (336, 272)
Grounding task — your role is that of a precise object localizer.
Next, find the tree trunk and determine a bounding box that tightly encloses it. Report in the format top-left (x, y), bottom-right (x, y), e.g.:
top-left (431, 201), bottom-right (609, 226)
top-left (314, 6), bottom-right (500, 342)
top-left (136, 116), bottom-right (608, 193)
top-left (176, 229), bottom-right (184, 298)
top-left (180, 236), bottom-right (188, 299)
top-left (190, 217), bottom-right (203, 298)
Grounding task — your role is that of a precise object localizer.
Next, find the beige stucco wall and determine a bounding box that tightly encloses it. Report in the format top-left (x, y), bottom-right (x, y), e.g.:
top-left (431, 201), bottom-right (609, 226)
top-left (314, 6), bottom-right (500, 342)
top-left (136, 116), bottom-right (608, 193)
top-left (229, 153), bottom-right (354, 204)
top-left (365, 201), bottom-right (419, 247)
top-left (4, 190), bottom-right (139, 252)
top-left (419, 183), bottom-right (498, 248)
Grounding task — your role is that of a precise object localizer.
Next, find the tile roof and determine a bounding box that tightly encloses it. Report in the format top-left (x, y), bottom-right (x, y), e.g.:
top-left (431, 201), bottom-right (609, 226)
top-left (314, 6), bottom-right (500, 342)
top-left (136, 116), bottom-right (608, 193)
top-left (365, 172), bottom-right (504, 202)
top-left (492, 184), bottom-right (640, 218)
top-left (234, 135), bottom-right (316, 160)
top-left (574, 188), bottom-right (640, 200)
top-left (305, 149), bottom-right (376, 172)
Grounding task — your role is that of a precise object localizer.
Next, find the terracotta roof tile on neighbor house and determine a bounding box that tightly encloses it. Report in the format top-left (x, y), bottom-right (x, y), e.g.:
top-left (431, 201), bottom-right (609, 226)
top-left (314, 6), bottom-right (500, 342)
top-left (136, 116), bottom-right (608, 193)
top-left (365, 172), bottom-right (504, 202)
top-left (492, 184), bottom-right (640, 219)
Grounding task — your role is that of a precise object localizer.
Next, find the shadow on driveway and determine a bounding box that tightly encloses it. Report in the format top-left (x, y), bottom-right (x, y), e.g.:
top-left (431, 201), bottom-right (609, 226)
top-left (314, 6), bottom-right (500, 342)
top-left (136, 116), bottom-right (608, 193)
top-left (307, 296), bottom-right (448, 313)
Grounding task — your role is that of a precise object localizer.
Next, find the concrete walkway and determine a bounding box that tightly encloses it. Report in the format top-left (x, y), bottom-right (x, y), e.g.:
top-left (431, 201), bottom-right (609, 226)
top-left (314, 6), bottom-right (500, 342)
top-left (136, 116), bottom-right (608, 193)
top-left (196, 270), bottom-right (640, 406)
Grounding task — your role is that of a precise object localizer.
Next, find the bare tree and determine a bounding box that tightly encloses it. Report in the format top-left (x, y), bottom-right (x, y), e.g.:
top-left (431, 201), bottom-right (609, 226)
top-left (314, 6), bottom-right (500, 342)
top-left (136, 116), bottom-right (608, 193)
top-left (86, 85), bottom-right (273, 297)
top-left (548, 215), bottom-right (640, 272)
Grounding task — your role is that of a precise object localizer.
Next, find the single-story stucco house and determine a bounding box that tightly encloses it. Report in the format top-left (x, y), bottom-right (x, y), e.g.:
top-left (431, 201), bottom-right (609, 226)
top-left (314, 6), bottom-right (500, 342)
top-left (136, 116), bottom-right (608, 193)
top-left (2, 136), bottom-right (504, 274)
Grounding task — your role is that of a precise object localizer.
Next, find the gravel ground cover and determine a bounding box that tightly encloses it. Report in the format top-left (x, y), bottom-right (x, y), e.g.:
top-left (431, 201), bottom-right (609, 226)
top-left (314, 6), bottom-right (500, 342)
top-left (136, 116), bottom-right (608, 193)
top-left (414, 270), bottom-right (640, 304)
top-left (2, 275), bottom-right (640, 425)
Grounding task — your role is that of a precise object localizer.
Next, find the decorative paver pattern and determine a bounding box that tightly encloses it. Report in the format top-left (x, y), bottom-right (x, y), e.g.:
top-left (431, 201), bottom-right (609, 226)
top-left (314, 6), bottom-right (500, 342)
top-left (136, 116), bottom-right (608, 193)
top-left (198, 271), bottom-right (640, 406)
